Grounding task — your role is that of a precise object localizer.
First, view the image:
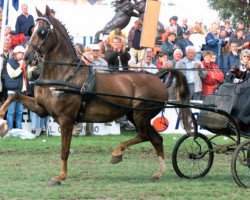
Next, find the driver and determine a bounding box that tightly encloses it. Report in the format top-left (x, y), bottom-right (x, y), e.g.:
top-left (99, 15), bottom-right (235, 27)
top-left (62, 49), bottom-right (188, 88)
top-left (232, 50), bottom-right (250, 132)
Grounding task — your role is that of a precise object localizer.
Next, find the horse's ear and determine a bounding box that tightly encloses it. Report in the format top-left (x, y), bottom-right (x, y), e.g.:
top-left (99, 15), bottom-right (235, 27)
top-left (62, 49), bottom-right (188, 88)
top-left (45, 5), bottom-right (51, 17)
top-left (36, 7), bottom-right (42, 17)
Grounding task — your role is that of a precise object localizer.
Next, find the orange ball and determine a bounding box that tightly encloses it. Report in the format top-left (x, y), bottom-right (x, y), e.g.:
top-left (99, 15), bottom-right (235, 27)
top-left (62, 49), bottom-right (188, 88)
top-left (152, 117), bottom-right (169, 132)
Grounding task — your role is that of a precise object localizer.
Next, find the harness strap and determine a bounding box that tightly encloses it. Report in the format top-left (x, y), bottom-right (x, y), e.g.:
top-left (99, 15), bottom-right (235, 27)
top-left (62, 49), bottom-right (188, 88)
top-left (65, 59), bottom-right (83, 82)
top-left (35, 79), bottom-right (81, 89)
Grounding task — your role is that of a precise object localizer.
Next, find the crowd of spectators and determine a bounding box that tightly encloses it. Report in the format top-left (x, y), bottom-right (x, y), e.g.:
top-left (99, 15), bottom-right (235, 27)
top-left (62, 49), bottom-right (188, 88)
top-left (0, 4), bottom-right (250, 136)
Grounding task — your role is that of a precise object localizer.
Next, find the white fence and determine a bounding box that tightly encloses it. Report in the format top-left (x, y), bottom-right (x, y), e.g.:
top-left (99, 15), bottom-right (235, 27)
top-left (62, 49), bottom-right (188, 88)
top-left (21, 105), bottom-right (210, 136)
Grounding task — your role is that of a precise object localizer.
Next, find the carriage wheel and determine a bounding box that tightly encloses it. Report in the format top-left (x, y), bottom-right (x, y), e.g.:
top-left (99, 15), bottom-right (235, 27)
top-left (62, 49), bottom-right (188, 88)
top-left (172, 133), bottom-right (214, 179)
top-left (231, 139), bottom-right (250, 188)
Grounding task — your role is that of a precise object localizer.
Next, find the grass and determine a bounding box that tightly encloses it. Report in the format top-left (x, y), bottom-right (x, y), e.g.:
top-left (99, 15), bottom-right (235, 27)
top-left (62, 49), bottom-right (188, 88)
top-left (0, 133), bottom-right (249, 200)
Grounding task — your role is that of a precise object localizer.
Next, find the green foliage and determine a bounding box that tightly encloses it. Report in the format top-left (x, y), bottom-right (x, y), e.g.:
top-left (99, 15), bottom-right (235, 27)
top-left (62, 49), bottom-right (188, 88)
top-left (207, 0), bottom-right (250, 26)
top-left (0, 134), bottom-right (249, 199)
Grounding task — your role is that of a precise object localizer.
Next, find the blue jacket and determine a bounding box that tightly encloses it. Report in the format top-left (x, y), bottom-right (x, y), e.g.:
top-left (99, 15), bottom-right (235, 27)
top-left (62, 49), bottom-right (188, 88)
top-left (176, 38), bottom-right (193, 56)
top-left (162, 41), bottom-right (176, 60)
top-left (15, 14), bottom-right (34, 35)
top-left (223, 51), bottom-right (240, 76)
top-left (205, 33), bottom-right (227, 54)
top-left (5, 58), bottom-right (23, 92)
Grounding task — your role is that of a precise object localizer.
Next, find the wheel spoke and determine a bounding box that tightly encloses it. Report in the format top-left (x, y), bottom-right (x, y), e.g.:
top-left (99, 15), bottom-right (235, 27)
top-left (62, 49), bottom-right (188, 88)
top-left (231, 139), bottom-right (250, 188)
top-left (172, 133), bottom-right (214, 179)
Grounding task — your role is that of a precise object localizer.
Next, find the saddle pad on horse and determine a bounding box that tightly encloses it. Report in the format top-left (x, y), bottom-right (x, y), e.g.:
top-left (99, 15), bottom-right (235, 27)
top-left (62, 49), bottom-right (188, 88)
top-left (197, 94), bottom-right (234, 129)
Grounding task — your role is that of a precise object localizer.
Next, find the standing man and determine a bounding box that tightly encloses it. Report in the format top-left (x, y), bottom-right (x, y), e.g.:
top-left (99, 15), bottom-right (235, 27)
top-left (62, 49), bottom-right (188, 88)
top-left (127, 19), bottom-right (144, 63)
top-left (15, 4), bottom-right (34, 41)
top-left (169, 16), bottom-right (183, 40)
top-left (175, 46), bottom-right (206, 100)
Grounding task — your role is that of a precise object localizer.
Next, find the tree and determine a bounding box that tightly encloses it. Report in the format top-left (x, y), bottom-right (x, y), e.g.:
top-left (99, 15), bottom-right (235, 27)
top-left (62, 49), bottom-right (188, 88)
top-left (207, 0), bottom-right (250, 27)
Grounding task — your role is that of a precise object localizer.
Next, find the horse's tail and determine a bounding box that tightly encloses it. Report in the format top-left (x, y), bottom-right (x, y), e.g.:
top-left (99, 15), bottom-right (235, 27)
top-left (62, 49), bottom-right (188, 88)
top-left (156, 69), bottom-right (194, 133)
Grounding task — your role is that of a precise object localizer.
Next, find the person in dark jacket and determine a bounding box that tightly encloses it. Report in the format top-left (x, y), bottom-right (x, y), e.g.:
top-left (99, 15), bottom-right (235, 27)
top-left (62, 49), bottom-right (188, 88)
top-left (105, 35), bottom-right (131, 71)
top-left (5, 45), bottom-right (28, 130)
top-left (176, 30), bottom-right (193, 56)
top-left (162, 32), bottom-right (178, 60)
top-left (225, 49), bottom-right (250, 83)
top-left (127, 19), bottom-right (144, 63)
top-left (15, 4), bottom-right (34, 40)
top-left (169, 16), bottom-right (183, 40)
top-left (0, 37), bottom-right (11, 106)
top-left (223, 42), bottom-right (240, 80)
top-left (205, 24), bottom-right (228, 69)
top-left (232, 59), bottom-right (250, 132)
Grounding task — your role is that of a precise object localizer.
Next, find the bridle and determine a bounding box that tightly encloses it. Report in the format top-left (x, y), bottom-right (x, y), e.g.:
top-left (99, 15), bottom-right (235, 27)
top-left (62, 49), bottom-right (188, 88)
top-left (28, 16), bottom-right (54, 61)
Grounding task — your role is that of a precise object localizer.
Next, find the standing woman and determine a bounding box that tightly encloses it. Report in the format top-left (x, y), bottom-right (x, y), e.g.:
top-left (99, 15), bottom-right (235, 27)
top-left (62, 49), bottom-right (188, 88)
top-left (201, 51), bottom-right (224, 97)
top-left (5, 45), bottom-right (28, 130)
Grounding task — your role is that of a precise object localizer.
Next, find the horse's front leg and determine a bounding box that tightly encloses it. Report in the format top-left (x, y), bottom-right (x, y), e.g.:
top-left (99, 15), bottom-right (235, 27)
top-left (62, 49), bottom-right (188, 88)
top-left (48, 118), bottom-right (73, 186)
top-left (0, 93), bottom-right (46, 117)
top-left (0, 93), bottom-right (47, 136)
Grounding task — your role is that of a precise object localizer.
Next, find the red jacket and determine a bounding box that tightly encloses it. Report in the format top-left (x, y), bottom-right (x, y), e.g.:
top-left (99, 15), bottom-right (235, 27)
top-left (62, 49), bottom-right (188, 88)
top-left (10, 34), bottom-right (26, 50)
top-left (202, 61), bottom-right (224, 96)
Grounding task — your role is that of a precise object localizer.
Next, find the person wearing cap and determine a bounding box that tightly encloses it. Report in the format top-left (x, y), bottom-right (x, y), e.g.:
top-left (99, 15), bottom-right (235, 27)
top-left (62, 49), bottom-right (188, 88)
top-left (176, 30), bottom-right (194, 56)
top-left (5, 45), bottom-right (28, 130)
top-left (15, 4), bottom-right (34, 41)
top-left (91, 44), bottom-right (108, 69)
top-left (170, 48), bottom-right (184, 67)
top-left (169, 16), bottom-right (183, 40)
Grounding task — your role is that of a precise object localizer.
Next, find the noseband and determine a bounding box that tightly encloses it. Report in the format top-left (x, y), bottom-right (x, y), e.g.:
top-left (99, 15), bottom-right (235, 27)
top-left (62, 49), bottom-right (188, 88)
top-left (28, 17), bottom-right (54, 60)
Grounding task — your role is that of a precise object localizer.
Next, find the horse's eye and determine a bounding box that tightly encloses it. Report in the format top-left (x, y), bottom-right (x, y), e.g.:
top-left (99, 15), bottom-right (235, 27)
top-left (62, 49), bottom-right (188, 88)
top-left (37, 26), bottom-right (48, 39)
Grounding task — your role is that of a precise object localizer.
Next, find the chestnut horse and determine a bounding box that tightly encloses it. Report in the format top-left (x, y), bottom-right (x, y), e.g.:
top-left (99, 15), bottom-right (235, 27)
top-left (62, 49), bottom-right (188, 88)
top-left (0, 6), bottom-right (191, 185)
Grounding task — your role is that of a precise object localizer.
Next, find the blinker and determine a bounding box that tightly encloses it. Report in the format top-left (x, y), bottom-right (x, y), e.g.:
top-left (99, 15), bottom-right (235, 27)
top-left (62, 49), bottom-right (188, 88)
top-left (37, 26), bottom-right (49, 39)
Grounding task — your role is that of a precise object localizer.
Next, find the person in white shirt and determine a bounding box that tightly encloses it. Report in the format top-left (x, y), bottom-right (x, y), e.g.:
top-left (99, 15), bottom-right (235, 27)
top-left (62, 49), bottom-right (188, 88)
top-left (189, 26), bottom-right (206, 60)
top-left (138, 54), bottom-right (159, 74)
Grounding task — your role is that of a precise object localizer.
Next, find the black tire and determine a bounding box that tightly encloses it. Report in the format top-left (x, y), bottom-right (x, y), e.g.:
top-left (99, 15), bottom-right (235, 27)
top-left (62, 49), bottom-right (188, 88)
top-left (172, 133), bottom-right (214, 179)
top-left (231, 139), bottom-right (250, 188)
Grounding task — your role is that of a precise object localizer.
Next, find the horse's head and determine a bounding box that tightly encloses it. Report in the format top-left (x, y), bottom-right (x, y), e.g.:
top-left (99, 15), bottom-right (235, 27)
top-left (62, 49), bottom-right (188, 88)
top-left (24, 5), bottom-right (56, 65)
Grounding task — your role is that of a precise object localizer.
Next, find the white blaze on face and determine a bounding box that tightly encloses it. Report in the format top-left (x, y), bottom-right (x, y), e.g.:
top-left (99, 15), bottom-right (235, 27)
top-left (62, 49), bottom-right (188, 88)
top-left (29, 22), bottom-right (40, 41)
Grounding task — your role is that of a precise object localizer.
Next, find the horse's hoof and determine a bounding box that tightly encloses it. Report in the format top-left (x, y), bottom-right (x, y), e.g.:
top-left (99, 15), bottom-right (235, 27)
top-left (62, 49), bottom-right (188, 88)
top-left (150, 176), bottom-right (160, 182)
top-left (48, 178), bottom-right (61, 186)
top-left (0, 119), bottom-right (8, 138)
top-left (111, 155), bottom-right (123, 164)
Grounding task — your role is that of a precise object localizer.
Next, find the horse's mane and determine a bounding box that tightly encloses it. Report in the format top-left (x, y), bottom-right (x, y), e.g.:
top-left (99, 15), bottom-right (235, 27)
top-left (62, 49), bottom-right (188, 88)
top-left (48, 16), bottom-right (78, 61)
top-left (111, 0), bottom-right (130, 11)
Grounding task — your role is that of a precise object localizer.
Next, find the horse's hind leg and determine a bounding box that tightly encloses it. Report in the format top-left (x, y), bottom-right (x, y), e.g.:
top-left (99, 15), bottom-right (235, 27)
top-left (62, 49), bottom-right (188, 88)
top-left (147, 124), bottom-right (166, 181)
top-left (111, 134), bottom-right (148, 164)
top-left (111, 111), bottom-right (166, 181)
